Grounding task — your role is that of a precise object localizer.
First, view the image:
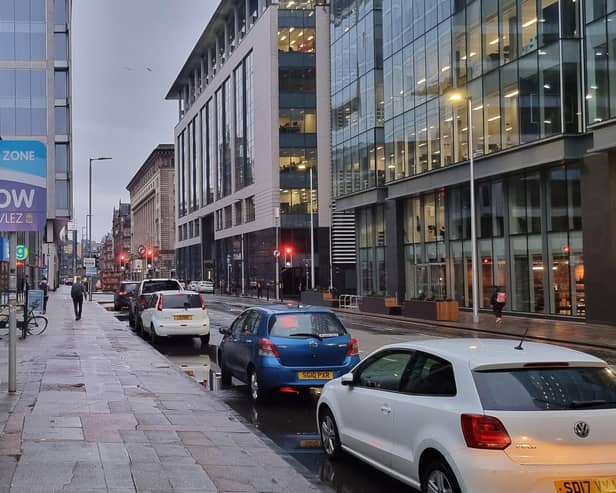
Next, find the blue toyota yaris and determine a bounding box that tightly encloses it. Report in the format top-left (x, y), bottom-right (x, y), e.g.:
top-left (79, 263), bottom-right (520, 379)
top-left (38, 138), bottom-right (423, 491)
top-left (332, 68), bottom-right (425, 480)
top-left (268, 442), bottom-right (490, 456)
top-left (218, 305), bottom-right (360, 402)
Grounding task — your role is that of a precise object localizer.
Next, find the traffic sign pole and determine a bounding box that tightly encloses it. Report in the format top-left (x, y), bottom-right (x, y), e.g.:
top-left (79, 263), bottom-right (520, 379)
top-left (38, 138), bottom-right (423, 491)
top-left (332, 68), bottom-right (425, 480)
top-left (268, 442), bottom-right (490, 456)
top-left (8, 232), bottom-right (17, 393)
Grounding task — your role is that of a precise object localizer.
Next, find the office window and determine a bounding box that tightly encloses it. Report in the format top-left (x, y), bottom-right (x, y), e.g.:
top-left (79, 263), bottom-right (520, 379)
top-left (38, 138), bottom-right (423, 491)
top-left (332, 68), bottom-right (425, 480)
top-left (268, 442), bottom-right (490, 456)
top-left (55, 105), bottom-right (68, 134)
top-left (56, 143), bottom-right (68, 174)
top-left (224, 205), bottom-right (232, 228)
top-left (55, 70), bottom-right (68, 99)
top-left (55, 179), bottom-right (69, 210)
top-left (54, 0), bottom-right (67, 25)
top-left (279, 108), bottom-right (317, 133)
top-left (55, 32), bottom-right (67, 61)
top-left (235, 201), bottom-right (243, 226)
top-left (501, 61), bottom-right (519, 149)
top-left (278, 27), bottom-right (316, 53)
top-left (245, 196), bottom-right (256, 222)
top-left (586, 20), bottom-right (609, 123)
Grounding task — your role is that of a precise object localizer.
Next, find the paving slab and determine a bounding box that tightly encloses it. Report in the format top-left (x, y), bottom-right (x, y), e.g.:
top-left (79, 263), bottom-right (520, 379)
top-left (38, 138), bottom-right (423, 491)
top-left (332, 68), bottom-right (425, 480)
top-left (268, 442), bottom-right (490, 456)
top-left (0, 288), bottom-right (325, 493)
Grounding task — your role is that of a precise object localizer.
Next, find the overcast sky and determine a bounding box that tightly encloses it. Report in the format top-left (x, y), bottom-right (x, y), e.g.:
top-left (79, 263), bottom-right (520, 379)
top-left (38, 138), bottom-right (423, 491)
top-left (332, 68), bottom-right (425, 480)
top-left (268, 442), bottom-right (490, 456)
top-left (72, 0), bottom-right (215, 243)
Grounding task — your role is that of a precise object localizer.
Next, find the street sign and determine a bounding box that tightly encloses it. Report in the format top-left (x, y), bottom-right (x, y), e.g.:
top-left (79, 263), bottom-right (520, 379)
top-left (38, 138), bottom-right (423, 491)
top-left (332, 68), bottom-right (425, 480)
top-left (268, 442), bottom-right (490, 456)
top-left (273, 249), bottom-right (280, 257)
top-left (16, 245), bottom-right (28, 260)
top-left (0, 140), bottom-right (47, 232)
top-left (86, 266), bottom-right (97, 276)
top-left (27, 290), bottom-right (44, 314)
top-left (84, 257), bottom-right (95, 268)
top-left (138, 245), bottom-right (145, 256)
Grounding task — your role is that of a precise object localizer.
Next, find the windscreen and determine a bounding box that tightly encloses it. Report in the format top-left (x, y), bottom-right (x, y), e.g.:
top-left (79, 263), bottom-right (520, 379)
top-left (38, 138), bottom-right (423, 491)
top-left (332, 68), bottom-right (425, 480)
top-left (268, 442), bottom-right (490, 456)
top-left (268, 312), bottom-right (347, 338)
top-left (162, 294), bottom-right (202, 309)
top-left (473, 366), bottom-right (616, 411)
top-left (142, 281), bottom-right (181, 293)
top-left (122, 283), bottom-right (138, 293)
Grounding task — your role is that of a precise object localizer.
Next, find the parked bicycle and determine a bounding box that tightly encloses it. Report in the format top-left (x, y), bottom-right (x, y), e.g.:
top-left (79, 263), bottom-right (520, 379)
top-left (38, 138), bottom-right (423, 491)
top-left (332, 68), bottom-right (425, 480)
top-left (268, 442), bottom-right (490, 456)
top-left (0, 301), bottom-right (48, 337)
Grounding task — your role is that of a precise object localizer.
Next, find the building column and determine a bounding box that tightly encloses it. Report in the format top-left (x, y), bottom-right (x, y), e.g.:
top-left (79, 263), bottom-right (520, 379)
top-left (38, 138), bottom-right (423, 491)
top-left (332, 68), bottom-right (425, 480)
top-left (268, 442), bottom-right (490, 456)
top-left (582, 151), bottom-right (616, 325)
top-left (384, 200), bottom-right (404, 299)
top-left (215, 35), bottom-right (221, 69)
top-left (245, 0), bottom-right (251, 29)
top-left (234, 5), bottom-right (240, 43)
top-left (200, 57), bottom-right (206, 91)
top-left (258, 0), bottom-right (265, 16)
top-left (207, 47), bottom-right (213, 81)
top-left (223, 21), bottom-right (229, 59)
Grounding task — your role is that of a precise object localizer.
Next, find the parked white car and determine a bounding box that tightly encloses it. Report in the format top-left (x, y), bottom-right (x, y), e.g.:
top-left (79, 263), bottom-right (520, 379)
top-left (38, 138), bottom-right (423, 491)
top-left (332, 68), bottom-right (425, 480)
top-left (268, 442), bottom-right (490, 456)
top-left (188, 281), bottom-right (199, 292)
top-left (317, 338), bottom-right (616, 493)
top-left (140, 291), bottom-right (210, 348)
top-left (198, 280), bottom-right (214, 293)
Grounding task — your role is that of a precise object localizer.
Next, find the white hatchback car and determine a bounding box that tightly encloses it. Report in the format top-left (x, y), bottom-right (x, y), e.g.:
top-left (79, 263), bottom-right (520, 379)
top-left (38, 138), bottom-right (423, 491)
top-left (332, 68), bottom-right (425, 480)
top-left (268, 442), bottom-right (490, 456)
top-left (317, 338), bottom-right (616, 493)
top-left (140, 291), bottom-right (210, 348)
top-left (198, 280), bottom-right (214, 293)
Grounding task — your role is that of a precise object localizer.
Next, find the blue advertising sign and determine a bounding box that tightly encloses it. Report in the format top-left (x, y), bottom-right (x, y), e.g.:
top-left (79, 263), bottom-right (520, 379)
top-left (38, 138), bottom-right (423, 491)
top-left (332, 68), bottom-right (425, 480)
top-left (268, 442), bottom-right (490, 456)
top-left (0, 140), bottom-right (47, 232)
top-left (16, 244), bottom-right (28, 260)
top-left (0, 237), bottom-right (9, 262)
top-left (27, 289), bottom-right (45, 314)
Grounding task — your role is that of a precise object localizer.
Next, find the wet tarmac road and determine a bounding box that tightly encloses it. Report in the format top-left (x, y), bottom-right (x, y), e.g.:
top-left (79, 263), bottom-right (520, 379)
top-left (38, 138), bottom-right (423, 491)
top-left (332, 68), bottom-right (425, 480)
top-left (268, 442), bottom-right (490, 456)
top-left (109, 297), bottom-right (616, 493)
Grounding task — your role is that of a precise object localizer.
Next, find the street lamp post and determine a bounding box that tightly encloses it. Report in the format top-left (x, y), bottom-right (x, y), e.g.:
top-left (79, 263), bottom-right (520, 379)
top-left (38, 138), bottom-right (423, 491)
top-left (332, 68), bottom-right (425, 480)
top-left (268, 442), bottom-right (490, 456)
top-left (89, 157), bottom-right (112, 301)
top-left (450, 94), bottom-right (479, 324)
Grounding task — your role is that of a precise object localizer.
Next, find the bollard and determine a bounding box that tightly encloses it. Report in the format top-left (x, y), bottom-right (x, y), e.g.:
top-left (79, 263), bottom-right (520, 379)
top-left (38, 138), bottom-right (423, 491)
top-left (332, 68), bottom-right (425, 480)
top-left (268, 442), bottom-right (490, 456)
top-left (266, 286), bottom-right (270, 301)
top-left (208, 368), bottom-right (222, 391)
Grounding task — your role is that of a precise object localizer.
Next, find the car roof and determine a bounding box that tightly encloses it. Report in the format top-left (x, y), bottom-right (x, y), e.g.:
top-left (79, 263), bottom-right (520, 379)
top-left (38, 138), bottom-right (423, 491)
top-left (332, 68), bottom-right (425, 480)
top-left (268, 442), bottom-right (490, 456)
top-left (142, 278), bottom-right (180, 283)
top-left (377, 338), bottom-right (606, 370)
top-left (250, 304), bottom-right (335, 316)
top-left (151, 290), bottom-right (198, 295)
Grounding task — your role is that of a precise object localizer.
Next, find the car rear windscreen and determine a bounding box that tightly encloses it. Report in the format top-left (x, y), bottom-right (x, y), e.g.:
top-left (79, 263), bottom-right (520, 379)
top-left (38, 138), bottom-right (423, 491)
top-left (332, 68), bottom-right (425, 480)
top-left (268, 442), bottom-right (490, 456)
top-left (473, 367), bottom-right (616, 411)
top-left (268, 312), bottom-right (347, 338)
top-left (162, 294), bottom-right (202, 309)
top-left (121, 283), bottom-right (138, 293)
top-left (142, 281), bottom-right (180, 293)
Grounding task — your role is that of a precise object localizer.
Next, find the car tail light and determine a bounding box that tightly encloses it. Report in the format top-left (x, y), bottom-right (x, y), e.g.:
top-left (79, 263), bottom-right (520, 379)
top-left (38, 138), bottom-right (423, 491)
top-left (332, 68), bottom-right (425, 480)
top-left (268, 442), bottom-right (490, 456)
top-left (199, 294), bottom-right (207, 310)
top-left (258, 338), bottom-right (280, 358)
top-left (461, 414), bottom-right (511, 450)
top-left (346, 337), bottom-right (359, 356)
top-left (118, 290), bottom-right (127, 296)
top-left (139, 296), bottom-right (147, 306)
top-left (157, 294), bottom-right (164, 311)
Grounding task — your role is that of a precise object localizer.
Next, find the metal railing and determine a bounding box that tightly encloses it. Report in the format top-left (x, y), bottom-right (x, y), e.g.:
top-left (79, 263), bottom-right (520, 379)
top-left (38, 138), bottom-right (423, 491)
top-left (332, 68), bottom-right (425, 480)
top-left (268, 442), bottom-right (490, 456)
top-left (338, 294), bottom-right (360, 310)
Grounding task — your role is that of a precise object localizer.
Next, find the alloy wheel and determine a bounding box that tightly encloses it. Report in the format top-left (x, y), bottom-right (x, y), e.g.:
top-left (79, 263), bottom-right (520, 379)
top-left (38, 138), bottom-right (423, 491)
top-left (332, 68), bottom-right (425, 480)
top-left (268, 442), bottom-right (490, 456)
top-left (320, 415), bottom-right (337, 456)
top-left (426, 470), bottom-right (454, 493)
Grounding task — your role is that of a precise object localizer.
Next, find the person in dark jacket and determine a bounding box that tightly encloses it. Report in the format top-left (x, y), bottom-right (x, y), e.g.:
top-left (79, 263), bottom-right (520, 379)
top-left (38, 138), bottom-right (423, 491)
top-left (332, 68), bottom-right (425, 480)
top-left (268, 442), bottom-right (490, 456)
top-left (39, 277), bottom-right (49, 314)
top-left (71, 278), bottom-right (85, 320)
top-left (490, 286), bottom-right (507, 324)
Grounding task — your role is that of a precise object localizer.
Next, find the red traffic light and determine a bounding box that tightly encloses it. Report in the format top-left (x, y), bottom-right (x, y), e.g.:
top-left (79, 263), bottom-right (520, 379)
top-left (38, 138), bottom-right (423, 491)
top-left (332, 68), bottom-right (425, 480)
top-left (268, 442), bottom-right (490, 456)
top-left (284, 246), bottom-right (293, 255)
top-left (147, 249), bottom-right (153, 256)
top-left (120, 254), bottom-right (125, 261)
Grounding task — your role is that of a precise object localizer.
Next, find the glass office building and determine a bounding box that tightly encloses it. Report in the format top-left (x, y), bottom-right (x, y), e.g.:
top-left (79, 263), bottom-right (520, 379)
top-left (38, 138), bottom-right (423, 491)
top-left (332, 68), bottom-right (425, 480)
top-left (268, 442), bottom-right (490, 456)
top-left (0, 0), bottom-right (73, 289)
top-left (168, 0), bottom-right (332, 294)
top-left (332, 0), bottom-right (616, 323)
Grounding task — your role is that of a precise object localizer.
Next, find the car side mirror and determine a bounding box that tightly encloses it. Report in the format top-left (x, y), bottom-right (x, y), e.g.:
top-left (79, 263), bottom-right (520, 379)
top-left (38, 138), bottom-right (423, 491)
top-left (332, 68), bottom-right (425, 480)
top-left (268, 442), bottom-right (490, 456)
top-left (341, 372), bottom-right (355, 386)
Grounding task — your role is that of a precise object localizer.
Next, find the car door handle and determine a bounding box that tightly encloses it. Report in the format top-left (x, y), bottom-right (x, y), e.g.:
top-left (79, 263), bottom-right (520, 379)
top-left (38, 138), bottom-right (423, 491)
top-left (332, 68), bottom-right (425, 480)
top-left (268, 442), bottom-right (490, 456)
top-left (243, 339), bottom-right (253, 343)
top-left (380, 405), bottom-right (392, 415)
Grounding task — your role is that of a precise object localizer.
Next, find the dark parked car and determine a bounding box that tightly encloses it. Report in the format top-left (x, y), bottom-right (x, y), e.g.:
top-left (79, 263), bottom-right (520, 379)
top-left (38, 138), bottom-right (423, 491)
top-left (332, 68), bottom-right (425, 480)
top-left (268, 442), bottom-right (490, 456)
top-left (113, 281), bottom-right (138, 311)
top-left (218, 305), bottom-right (360, 403)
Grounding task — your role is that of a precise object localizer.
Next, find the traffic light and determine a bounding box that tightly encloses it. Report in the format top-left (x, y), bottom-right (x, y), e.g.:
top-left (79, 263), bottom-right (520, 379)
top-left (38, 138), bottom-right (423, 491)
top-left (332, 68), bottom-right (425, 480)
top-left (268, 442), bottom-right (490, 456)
top-left (147, 248), bottom-right (153, 268)
top-left (282, 245), bottom-right (294, 267)
top-left (120, 254), bottom-right (125, 271)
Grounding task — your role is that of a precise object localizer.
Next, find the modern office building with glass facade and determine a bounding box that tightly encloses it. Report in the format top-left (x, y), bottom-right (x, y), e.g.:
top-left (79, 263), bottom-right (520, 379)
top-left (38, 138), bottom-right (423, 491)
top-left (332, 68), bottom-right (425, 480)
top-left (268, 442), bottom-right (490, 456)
top-left (167, 0), bottom-right (332, 294)
top-left (332, 0), bottom-right (616, 324)
top-left (0, 0), bottom-right (73, 289)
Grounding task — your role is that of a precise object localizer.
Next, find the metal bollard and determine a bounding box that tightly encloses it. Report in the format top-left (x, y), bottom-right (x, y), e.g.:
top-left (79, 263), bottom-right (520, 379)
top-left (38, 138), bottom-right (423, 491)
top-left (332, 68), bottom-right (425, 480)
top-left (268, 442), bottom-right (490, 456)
top-left (208, 368), bottom-right (222, 391)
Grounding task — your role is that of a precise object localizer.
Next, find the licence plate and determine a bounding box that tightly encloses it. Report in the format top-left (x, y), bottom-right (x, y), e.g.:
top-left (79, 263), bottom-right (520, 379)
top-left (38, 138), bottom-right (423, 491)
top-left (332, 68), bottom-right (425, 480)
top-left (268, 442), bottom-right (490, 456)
top-left (555, 479), bottom-right (616, 493)
top-left (173, 314), bottom-right (193, 321)
top-left (298, 371), bottom-right (334, 380)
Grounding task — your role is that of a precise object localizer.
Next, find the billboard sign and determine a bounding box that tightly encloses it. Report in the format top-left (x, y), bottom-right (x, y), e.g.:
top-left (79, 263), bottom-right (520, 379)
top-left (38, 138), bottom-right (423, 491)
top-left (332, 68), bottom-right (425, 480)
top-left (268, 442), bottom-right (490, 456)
top-left (0, 140), bottom-right (47, 232)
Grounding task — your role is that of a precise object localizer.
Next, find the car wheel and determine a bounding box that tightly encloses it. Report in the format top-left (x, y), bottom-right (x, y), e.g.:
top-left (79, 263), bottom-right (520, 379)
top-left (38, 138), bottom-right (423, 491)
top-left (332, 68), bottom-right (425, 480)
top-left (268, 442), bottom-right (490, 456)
top-left (319, 409), bottom-right (342, 459)
top-left (248, 367), bottom-right (268, 403)
top-left (114, 302), bottom-right (119, 311)
top-left (150, 325), bottom-right (159, 345)
top-left (136, 318), bottom-right (144, 337)
top-left (220, 357), bottom-right (232, 387)
top-left (200, 334), bottom-right (210, 351)
top-left (421, 459), bottom-right (461, 493)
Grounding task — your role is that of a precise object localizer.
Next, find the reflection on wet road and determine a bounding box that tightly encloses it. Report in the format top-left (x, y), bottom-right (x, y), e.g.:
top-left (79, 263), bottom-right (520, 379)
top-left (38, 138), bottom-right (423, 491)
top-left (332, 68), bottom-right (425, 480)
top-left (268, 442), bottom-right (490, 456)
top-left (214, 383), bottom-right (417, 493)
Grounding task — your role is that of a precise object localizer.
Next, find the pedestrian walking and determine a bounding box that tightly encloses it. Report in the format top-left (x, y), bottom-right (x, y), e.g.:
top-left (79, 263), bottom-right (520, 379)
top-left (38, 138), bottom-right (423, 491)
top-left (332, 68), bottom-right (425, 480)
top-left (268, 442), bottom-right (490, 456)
top-left (256, 281), bottom-right (262, 299)
top-left (39, 277), bottom-right (49, 314)
top-left (71, 278), bottom-right (85, 320)
top-left (490, 286), bottom-right (507, 324)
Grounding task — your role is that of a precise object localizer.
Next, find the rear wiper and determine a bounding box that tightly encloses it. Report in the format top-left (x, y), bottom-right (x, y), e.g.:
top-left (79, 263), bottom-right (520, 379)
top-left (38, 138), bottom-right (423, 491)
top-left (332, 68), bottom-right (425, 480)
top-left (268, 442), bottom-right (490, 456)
top-left (532, 397), bottom-right (568, 409)
top-left (569, 400), bottom-right (616, 409)
top-left (288, 333), bottom-right (323, 341)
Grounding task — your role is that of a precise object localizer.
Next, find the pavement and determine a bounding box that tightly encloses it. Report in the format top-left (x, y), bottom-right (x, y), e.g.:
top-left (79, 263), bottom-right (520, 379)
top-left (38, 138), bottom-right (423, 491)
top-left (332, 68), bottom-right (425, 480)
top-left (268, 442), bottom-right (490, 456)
top-left (0, 288), bottom-right (325, 493)
top-left (207, 292), bottom-right (616, 352)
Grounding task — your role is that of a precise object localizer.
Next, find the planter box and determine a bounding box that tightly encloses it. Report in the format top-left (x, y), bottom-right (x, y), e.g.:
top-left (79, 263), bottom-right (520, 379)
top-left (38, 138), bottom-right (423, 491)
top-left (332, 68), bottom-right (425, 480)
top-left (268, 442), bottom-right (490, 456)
top-left (300, 291), bottom-right (338, 308)
top-left (359, 296), bottom-right (400, 315)
top-left (402, 300), bottom-right (459, 321)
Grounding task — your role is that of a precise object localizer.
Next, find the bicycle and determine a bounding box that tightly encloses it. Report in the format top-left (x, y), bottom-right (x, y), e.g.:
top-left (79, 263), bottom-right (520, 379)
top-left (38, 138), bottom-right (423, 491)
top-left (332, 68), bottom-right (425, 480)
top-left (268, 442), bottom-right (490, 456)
top-left (19, 300), bottom-right (48, 337)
